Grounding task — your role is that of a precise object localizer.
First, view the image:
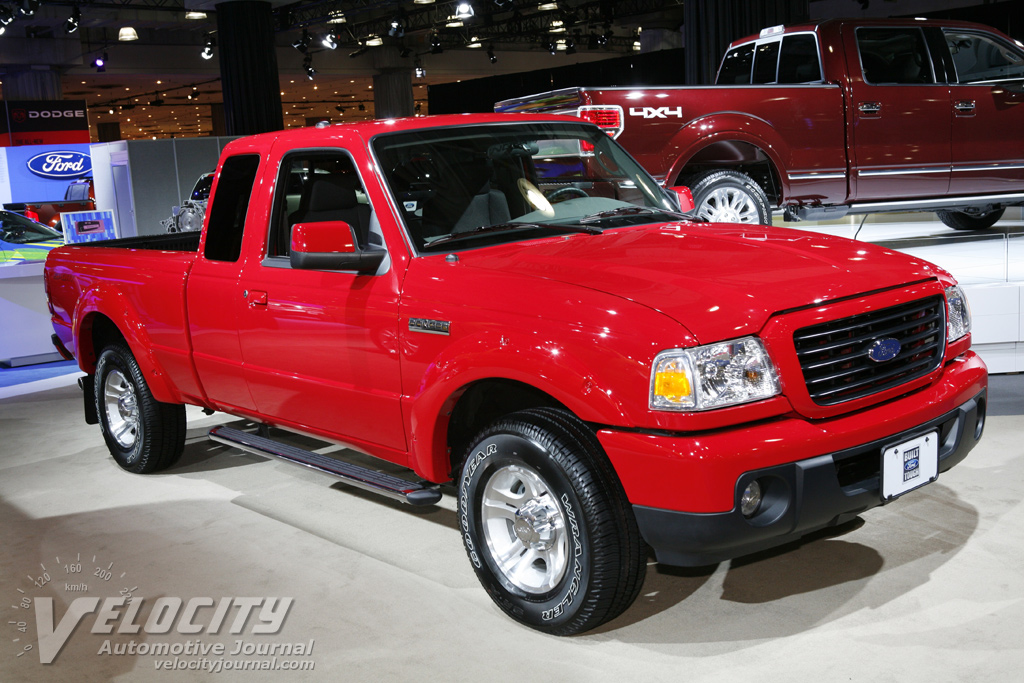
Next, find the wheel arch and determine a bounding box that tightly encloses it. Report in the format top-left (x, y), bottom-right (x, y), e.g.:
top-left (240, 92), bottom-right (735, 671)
top-left (665, 115), bottom-right (790, 205)
top-left (74, 289), bottom-right (182, 404)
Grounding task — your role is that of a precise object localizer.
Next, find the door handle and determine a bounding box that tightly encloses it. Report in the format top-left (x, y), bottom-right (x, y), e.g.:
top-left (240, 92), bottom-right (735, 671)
top-left (243, 289), bottom-right (268, 306)
top-left (858, 102), bottom-right (882, 114)
top-left (954, 100), bottom-right (976, 114)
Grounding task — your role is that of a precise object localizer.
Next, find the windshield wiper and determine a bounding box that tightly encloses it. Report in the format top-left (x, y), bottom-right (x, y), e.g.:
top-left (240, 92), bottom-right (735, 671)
top-left (425, 221), bottom-right (602, 248)
top-left (579, 206), bottom-right (704, 223)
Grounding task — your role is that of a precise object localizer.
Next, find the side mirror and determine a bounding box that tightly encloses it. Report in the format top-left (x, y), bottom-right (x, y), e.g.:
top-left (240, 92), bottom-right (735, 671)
top-left (290, 221), bottom-right (385, 274)
top-left (670, 186), bottom-right (696, 213)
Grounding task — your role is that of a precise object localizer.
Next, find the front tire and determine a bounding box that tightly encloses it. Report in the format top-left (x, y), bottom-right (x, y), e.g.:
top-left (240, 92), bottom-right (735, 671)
top-left (95, 342), bottom-right (186, 473)
top-left (686, 169), bottom-right (771, 224)
top-left (937, 207), bottom-right (1005, 231)
top-left (458, 408), bottom-right (646, 635)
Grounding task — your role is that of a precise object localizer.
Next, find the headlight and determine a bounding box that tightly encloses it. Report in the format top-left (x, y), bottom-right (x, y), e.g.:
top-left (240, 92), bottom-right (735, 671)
top-left (945, 285), bottom-right (971, 343)
top-left (650, 336), bottom-right (780, 411)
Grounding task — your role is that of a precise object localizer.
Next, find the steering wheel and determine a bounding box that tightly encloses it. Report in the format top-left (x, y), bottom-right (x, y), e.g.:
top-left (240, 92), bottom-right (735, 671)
top-left (546, 187), bottom-right (590, 202)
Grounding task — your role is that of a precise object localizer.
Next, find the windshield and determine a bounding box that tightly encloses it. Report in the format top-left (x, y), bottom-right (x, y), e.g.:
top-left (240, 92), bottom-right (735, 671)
top-left (372, 122), bottom-right (678, 252)
top-left (0, 211), bottom-right (63, 244)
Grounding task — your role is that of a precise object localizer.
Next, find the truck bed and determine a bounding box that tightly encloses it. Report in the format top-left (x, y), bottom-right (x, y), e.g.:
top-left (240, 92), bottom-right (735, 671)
top-left (69, 231), bottom-right (201, 252)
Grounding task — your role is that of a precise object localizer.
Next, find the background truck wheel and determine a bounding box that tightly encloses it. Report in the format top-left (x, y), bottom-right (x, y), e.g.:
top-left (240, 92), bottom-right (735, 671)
top-left (94, 342), bottom-right (186, 473)
top-left (457, 408), bottom-right (646, 635)
top-left (936, 207), bottom-right (1005, 231)
top-left (686, 169), bottom-right (771, 224)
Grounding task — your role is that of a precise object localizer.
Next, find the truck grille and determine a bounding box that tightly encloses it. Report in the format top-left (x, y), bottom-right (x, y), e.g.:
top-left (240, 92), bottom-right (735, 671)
top-left (794, 295), bottom-right (945, 405)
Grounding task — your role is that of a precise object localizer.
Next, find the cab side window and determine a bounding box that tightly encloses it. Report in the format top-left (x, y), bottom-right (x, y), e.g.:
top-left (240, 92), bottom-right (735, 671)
top-left (266, 152), bottom-right (372, 260)
top-left (857, 28), bottom-right (935, 84)
top-left (944, 30), bottom-right (1024, 83)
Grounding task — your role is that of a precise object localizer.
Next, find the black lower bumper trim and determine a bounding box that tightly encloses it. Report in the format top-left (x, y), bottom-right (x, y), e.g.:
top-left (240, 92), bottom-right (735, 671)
top-left (634, 390), bottom-right (986, 567)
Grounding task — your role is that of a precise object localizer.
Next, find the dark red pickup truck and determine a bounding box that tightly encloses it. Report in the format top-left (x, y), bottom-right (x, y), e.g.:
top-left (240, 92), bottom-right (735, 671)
top-left (497, 18), bottom-right (1024, 230)
top-left (45, 113), bottom-right (986, 635)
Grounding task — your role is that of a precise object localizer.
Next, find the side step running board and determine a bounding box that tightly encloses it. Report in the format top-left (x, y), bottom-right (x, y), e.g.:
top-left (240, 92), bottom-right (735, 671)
top-left (208, 426), bottom-right (442, 506)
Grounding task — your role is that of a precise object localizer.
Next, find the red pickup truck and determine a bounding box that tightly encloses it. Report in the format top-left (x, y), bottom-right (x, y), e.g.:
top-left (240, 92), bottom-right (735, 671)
top-left (496, 18), bottom-right (1024, 230)
top-left (44, 113), bottom-right (987, 635)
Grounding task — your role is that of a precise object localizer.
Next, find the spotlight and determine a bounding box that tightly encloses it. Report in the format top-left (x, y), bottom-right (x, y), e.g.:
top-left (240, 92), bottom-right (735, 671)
top-left (201, 34), bottom-right (215, 60)
top-left (349, 42), bottom-right (368, 58)
top-left (565, 38), bottom-right (576, 55)
top-left (150, 98), bottom-right (165, 106)
top-left (429, 33), bottom-right (443, 54)
top-left (0, 6), bottom-right (14, 25)
top-left (358, 103), bottom-right (366, 112)
top-left (303, 54), bottom-right (316, 80)
top-left (546, 40), bottom-right (556, 55)
top-left (415, 102), bottom-right (422, 113)
top-left (414, 60), bottom-right (426, 78)
top-left (487, 45), bottom-right (497, 63)
top-left (65, 6), bottom-right (80, 34)
top-left (292, 29), bottom-right (310, 53)
top-left (187, 87), bottom-right (199, 100)
top-left (399, 45), bottom-right (412, 58)
top-left (455, 2), bottom-right (474, 20)
top-left (92, 52), bottom-right (107, 72)
top-left (389, 11), bottom-right (406, 38)
top-left (19, 0), bottom-right (39, 17)
top-left (321, 31), bottom-right (337, 50)
top-left (335, 105), bottom-right (345, 113)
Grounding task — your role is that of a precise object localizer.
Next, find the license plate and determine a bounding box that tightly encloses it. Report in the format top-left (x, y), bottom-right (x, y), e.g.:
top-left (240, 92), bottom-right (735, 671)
top-left (881, 431), bottom-right (939, 501)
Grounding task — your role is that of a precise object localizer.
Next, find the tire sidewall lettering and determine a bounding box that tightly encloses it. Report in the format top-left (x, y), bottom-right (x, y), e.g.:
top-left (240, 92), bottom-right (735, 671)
top-left (458, 431), bottom-right (591, 629)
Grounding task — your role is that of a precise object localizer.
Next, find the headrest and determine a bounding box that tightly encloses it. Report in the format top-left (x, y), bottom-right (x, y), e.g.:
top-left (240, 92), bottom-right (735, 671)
top-left (306, 176), bottom-right (358, 212)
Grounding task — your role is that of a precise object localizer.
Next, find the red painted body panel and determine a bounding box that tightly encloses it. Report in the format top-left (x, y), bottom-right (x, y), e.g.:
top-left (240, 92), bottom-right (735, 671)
top-left (43, 112), bottom-right (986, 522)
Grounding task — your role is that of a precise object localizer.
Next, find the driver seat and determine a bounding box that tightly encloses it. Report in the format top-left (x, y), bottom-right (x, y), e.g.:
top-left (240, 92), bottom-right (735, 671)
top-left (452, 181), bottom-right (511, 233)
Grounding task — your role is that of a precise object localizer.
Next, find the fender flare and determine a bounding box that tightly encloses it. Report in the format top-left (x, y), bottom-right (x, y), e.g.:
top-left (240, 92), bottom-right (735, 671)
top-left (406, 329), bottom-right (642, 482)
top-left (73, 284), bottom-right (182, 405)
top-left (664, 112), bottom-right (792, 198)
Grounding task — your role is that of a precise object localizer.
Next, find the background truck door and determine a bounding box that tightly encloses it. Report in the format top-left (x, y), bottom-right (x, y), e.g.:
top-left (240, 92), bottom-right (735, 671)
top-left (941, 27), bottom-right (1024, 195)
top-left (845, 25), bottom-right (952, 201)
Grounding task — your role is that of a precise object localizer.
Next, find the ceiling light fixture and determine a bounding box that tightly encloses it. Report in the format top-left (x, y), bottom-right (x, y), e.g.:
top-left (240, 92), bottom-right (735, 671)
top-left (389, 11), bottom-right (406, 37)
top-left (119, 26), bottom-right (139, 41)
top-left (201, 34), bottom-right (215, 59)
top-left (327, 10), bottom-right (346, 24)
top-left (321, 31), bottom-right (337, 49)
top-left (538, 2), bottom-right (558, 11)
top-left (467, 37), bottom-right (482, 48)
top-left (64, 6), bottom-right (80, 34)
top-left (455, 2), bottom-right (474, 20)
top-left (185, 11), bottom-right (207, 19)
top-left (487, 45), bottom-right (497, 63)
top-left (365, 34), bottom-right (383, 46)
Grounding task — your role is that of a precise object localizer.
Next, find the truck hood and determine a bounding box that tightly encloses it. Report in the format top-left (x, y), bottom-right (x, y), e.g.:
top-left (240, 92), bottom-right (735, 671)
top-left (458, 222), bottom-right (946, 342)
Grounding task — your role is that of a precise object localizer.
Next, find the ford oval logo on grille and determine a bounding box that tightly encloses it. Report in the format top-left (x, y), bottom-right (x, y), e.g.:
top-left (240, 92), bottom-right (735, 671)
top-left (868, 338), bottom-right (901, 363)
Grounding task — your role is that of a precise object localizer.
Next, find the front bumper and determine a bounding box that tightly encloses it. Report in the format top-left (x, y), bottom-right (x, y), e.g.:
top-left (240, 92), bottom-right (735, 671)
top-left (631, 389), bottom-right (985, 566)
top-left (598, 352), bottom-right (988, 567)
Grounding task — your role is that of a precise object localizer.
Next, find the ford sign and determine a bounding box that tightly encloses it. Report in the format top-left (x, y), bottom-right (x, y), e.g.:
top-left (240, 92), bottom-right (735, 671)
top-left (26, 151), bottom-right (92, 180)
top-left (867, 338), bottom-right (901, 363)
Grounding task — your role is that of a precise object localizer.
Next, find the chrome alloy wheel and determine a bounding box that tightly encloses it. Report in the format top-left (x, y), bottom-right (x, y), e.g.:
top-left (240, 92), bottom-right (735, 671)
top-left (697, 186), bottom-right (761, 223)
top-left (103, 369), bottom-right (140, 449)
top-left (480, 463), bottom-right (569, 594)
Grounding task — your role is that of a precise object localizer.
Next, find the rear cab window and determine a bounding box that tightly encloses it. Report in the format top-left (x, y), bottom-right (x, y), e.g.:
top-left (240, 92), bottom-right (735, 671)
top-left (856, 27), bottom-right (936, 84)
top-left (718, 32), bottom-right (822, 84)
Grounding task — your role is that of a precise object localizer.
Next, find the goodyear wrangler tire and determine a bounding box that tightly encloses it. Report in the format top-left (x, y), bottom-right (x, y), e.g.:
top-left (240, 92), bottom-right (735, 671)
top-left (687, 169), bottom-right (771, 224)
top-left (458, 408), bottom-right (646, 635)
top-left (95, 342), bottom-right (186, 474)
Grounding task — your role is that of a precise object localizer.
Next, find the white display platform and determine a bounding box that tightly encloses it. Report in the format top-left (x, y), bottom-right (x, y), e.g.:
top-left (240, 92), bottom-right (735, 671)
top-left (0, 262), bottom-right (62, 366)
top-left (789, 214), bottom-right (1024, 374)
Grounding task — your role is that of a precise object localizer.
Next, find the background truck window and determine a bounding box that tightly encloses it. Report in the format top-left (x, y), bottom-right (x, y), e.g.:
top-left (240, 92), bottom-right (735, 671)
top-left (857, 27), bottom-right (935, 84)
top-left (944, 30), bottom-right (1024, 83)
